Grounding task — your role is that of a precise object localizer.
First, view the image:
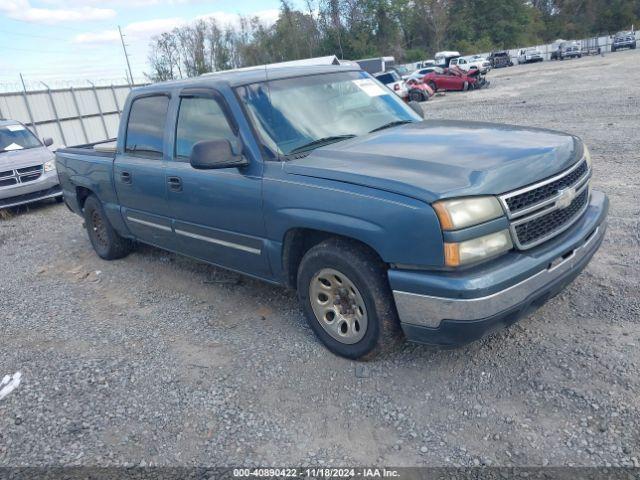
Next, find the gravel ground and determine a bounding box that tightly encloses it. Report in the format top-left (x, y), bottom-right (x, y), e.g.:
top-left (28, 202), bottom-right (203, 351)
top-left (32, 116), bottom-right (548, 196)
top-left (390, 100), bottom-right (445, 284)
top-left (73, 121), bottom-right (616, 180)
top-left (1, 50), bottom-right (639, 468)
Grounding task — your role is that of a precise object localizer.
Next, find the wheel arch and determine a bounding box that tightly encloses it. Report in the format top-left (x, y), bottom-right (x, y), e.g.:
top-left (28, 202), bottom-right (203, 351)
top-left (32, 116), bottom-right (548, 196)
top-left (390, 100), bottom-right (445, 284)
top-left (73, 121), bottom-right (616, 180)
top-left (281, 228), bottom-right (384, 289)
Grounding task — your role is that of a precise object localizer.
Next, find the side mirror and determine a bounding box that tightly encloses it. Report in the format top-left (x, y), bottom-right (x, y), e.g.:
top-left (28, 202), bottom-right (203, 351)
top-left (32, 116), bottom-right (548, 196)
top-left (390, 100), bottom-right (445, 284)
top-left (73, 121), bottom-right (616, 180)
top-left (408, 101), bottom-right (424, 119)
top-left (190, 139), bottom-right (248, 170)
top-left (43, 137), bottom-right (53, 147)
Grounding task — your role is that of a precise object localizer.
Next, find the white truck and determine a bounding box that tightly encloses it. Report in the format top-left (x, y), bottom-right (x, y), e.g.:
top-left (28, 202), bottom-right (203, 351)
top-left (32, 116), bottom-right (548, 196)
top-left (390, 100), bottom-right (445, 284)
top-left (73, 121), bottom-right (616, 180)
top-left (517, 48), bottom-right (544, 64)
top-left (449, 55), bottom-right (491, 74)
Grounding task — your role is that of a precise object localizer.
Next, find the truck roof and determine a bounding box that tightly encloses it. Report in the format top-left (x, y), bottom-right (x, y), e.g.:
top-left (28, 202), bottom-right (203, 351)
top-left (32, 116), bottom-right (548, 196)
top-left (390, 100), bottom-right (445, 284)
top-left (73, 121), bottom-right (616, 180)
top-left (134, 64), bottom-right (361, 94)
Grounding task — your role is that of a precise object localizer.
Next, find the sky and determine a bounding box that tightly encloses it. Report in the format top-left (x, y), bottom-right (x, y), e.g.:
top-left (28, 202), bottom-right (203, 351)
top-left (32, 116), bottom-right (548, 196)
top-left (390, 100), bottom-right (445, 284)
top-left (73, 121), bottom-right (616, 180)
top-left (0, 0), bottom-right (284, 90)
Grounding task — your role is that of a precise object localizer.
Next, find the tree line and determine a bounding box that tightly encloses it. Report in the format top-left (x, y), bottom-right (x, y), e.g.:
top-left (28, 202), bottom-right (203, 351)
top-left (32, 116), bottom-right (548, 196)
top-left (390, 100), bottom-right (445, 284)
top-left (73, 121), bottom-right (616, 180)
top-left (147, 0), bottom-right (639, 81)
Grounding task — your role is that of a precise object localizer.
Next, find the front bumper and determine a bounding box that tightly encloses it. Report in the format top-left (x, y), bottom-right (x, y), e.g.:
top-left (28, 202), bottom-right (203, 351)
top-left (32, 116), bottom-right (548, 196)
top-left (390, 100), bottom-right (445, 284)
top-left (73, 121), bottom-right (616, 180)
top-left (0, 170), bottom-right (61, 208)
top-left (390, 190), bottom-right (608, 346)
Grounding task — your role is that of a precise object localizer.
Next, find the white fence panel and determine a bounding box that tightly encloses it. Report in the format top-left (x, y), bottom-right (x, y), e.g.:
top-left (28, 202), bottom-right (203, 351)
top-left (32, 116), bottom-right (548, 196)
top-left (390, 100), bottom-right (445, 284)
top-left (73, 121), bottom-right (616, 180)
top-left (0, 82), bottom-right (144, 149)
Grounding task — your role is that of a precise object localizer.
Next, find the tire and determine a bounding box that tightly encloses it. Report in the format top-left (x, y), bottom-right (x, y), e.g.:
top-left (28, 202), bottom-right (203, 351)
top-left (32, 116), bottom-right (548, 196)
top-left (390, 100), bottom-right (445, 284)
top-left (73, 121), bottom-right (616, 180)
top-left (409, 90), bottom-right (425, 102)
top-left (632, 43), bottom-right (636, 50)
top-left (462, 81), bottom-right (469, 91)
top-left (55, 196), bottom-right (64, 204)
top-left (83, 195), bottom-right (133, 260)
top-left (427, 81), bottom-right (437, 93)
top-left (297, 238), bottom-right (401, 360)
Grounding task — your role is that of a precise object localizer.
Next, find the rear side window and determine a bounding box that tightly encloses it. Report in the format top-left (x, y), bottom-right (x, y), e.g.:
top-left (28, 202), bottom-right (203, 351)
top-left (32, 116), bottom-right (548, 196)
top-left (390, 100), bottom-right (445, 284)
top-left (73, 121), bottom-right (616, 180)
top-left (125, 95), bottom-right (169, 158)
top-left (376, 73), bottom-right (394, 84)
top-left (175, 96), bottom-right (237, 159)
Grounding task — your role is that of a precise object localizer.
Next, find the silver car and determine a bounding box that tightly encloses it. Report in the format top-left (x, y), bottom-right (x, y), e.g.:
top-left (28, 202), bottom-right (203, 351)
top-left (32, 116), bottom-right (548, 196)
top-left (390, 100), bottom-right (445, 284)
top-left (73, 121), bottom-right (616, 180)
top-left (0, 120), bottom-right (62, 209)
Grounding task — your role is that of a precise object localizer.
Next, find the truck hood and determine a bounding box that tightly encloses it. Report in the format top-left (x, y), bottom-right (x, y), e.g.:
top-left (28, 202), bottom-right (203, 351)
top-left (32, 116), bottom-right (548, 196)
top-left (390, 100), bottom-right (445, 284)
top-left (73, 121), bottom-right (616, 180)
top-left (0, 147), bottom-right (53, 170)
top-left (284, 120), bottom-right (581, 204)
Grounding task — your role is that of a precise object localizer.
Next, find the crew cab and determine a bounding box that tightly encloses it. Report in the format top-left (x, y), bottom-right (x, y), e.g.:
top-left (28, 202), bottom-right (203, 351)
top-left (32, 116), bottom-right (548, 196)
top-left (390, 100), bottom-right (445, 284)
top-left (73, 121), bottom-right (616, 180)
top-left (56, 65), bottom-right (608, 359)
top-left (1, 119), bottom-right (61, 209)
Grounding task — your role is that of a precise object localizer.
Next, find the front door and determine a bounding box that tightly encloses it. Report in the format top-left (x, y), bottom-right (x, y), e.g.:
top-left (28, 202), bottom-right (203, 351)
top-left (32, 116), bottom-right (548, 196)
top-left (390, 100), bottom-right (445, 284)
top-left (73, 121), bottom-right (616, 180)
top-left (114, 94), bottom-right (173, 247)
top-left (165, 88), bottom-right (270, 278)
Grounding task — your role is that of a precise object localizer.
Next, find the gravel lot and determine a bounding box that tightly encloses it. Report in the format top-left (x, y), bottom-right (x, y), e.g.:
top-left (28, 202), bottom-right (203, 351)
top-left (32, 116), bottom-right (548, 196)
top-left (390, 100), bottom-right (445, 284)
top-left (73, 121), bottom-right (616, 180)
top-left (1, 50), bottom-right (639, 468)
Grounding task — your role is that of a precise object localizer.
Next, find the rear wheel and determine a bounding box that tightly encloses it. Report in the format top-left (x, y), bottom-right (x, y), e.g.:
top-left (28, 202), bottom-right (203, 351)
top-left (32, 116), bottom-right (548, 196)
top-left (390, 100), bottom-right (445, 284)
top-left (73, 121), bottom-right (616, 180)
top-left (83, 195), bottom-right (133, 260)
top-left (427, 81), bottom-right (437, 92)
top-left (409, 90), bottom-right (426, 102)
top-left (297, 238), bottom-right (401, 360)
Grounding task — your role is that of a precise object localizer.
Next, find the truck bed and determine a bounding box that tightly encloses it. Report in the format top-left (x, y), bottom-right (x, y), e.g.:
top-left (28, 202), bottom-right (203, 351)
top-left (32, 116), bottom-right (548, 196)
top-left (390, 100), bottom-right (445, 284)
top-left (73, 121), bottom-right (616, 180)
top-left (58, 138), bottom-right (117, 157)
top-left (55, 138), bottom-right (118, 216)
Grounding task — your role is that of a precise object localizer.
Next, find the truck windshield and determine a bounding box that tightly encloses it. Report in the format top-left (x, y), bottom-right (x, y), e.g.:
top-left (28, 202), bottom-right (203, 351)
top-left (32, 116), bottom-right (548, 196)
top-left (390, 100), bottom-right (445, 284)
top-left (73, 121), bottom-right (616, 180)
top-left (0, 125), bottom-right (41, 153)
top-left (236, 70), bottom-right (420, 157)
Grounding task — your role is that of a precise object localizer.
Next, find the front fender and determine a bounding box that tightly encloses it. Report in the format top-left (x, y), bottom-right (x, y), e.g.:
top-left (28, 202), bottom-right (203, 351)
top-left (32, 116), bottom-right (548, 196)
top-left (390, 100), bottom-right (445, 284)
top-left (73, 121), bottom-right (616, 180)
top-left (263, 166), bottom-right (444, 268)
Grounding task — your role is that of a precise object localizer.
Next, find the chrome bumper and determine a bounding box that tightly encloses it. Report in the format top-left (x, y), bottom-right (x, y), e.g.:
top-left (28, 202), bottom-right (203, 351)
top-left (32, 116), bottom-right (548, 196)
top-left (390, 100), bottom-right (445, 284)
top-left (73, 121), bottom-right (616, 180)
top-left (393, 222), bottom-right (606, 328)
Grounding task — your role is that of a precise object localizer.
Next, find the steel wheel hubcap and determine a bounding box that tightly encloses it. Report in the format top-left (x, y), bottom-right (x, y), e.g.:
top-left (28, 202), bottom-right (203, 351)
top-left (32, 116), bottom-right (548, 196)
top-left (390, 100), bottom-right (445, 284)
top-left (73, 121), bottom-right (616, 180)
top-left (91, 211), bottom-right (108, 248)
top-left (309, 268), bottom-right (368, 345)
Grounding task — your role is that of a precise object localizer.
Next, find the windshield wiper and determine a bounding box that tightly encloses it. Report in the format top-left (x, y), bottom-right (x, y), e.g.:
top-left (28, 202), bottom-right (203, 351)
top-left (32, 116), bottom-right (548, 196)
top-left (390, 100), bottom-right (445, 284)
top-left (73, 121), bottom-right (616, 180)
top-left (288, 135), bottom-right (356, 155)
top-left (369, 120), bottom-right (414, 133)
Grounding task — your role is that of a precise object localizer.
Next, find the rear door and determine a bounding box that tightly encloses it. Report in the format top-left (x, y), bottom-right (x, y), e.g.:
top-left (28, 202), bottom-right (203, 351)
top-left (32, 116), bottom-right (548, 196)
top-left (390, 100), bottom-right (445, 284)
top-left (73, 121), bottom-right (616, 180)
top-left (165, 88), bottom-right (270, 278)
top-left (114, 94), bottom-right (173, 247)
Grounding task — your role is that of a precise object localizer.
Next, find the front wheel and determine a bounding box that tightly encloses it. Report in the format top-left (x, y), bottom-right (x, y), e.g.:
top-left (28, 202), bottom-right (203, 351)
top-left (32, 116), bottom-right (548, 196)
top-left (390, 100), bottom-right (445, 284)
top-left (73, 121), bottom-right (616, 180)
top-left (83, 195), bottom-right (133, 260)
top-left (297, 238), bottom-right (401, 360)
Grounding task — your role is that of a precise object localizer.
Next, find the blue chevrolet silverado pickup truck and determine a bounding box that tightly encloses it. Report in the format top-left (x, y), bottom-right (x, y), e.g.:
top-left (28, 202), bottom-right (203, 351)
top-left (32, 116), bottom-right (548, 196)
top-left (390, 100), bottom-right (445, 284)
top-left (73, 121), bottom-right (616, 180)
top-left (55, 65), bottom-right (608, 359)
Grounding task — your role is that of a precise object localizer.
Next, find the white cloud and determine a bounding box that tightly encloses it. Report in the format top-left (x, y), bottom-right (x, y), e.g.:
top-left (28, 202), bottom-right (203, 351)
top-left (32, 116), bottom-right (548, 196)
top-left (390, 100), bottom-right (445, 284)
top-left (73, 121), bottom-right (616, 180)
top-left (41, 0), bottom-right (200, 6)
top-left (197, 9), bottom-right (280, 27)
top-left (73, 9), bottom-right (280, 45)
top-left (73, 17), bottom-right (188, 44)
top-left (0, 0), bottom-right (116, 23)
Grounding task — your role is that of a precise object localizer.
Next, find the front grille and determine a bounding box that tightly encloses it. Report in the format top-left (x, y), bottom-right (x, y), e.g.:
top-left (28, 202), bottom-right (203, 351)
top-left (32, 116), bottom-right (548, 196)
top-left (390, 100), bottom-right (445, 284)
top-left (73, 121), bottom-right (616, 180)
top-left (514, 189), bottom-right (589, 247)
top-left (0, 178), bottom-right (17, 187)
top-left (0, 164), bottom-right (44, 189)
top-left (505, 160), bottom-right (588, 214)
top-left (20, 173), bottom-right (41, 182)
top-left (500, 157), bottom-right (592, 250)
top-left (17, 165), bottom-right (42, 174)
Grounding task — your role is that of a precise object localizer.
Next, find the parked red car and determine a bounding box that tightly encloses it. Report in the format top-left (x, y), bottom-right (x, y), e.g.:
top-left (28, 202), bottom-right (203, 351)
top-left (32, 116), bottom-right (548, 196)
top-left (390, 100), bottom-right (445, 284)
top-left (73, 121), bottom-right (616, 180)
top-left (421, 66), bottom-right (477, 92)
top-left (405, 78), bottom-right (435, 102)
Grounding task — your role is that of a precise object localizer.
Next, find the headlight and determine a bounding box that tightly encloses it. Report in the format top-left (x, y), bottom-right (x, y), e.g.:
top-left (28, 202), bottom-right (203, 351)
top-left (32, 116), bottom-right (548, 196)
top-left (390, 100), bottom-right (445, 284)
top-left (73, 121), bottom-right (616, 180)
top-left (583, 144), bottom-right (592, 170)
top-left (44, 160), bottom-right (56, 172)
top-left (444, 230), bottom-right (513, 267)
top-left (433, 196), bottom-right (504, 230)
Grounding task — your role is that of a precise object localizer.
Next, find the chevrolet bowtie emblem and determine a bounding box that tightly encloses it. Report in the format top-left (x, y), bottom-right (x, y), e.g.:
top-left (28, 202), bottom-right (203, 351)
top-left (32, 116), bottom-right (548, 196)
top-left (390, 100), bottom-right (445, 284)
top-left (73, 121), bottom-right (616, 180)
top-left (556, 186), bottom-right (577, 209)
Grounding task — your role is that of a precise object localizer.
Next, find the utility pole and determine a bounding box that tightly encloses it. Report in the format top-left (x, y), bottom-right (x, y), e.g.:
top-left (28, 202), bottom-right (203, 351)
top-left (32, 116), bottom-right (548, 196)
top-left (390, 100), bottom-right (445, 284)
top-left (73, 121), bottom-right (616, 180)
top-left (118, 26), bottom-right (134, 85)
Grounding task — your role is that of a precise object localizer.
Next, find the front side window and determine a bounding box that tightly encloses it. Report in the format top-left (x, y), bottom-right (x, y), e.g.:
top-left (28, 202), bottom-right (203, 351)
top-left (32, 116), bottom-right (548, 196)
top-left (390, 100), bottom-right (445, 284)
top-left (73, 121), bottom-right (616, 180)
top-left (236, 70), bottom-right (420, 157)
top-left (125, 95), bottom-right (169, 158)
top-left (0, 124), bottom-right (41, 153)
top-left (175, 96), bottom-right (237, 160)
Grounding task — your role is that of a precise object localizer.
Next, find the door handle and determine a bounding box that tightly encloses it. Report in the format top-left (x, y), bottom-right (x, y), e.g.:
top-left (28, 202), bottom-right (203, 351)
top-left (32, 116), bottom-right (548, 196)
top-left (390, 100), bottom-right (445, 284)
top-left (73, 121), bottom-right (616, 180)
top-left (167, 176), bottom-right (182, 192)
top-left (120, 171), bottom-right (132, 184)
